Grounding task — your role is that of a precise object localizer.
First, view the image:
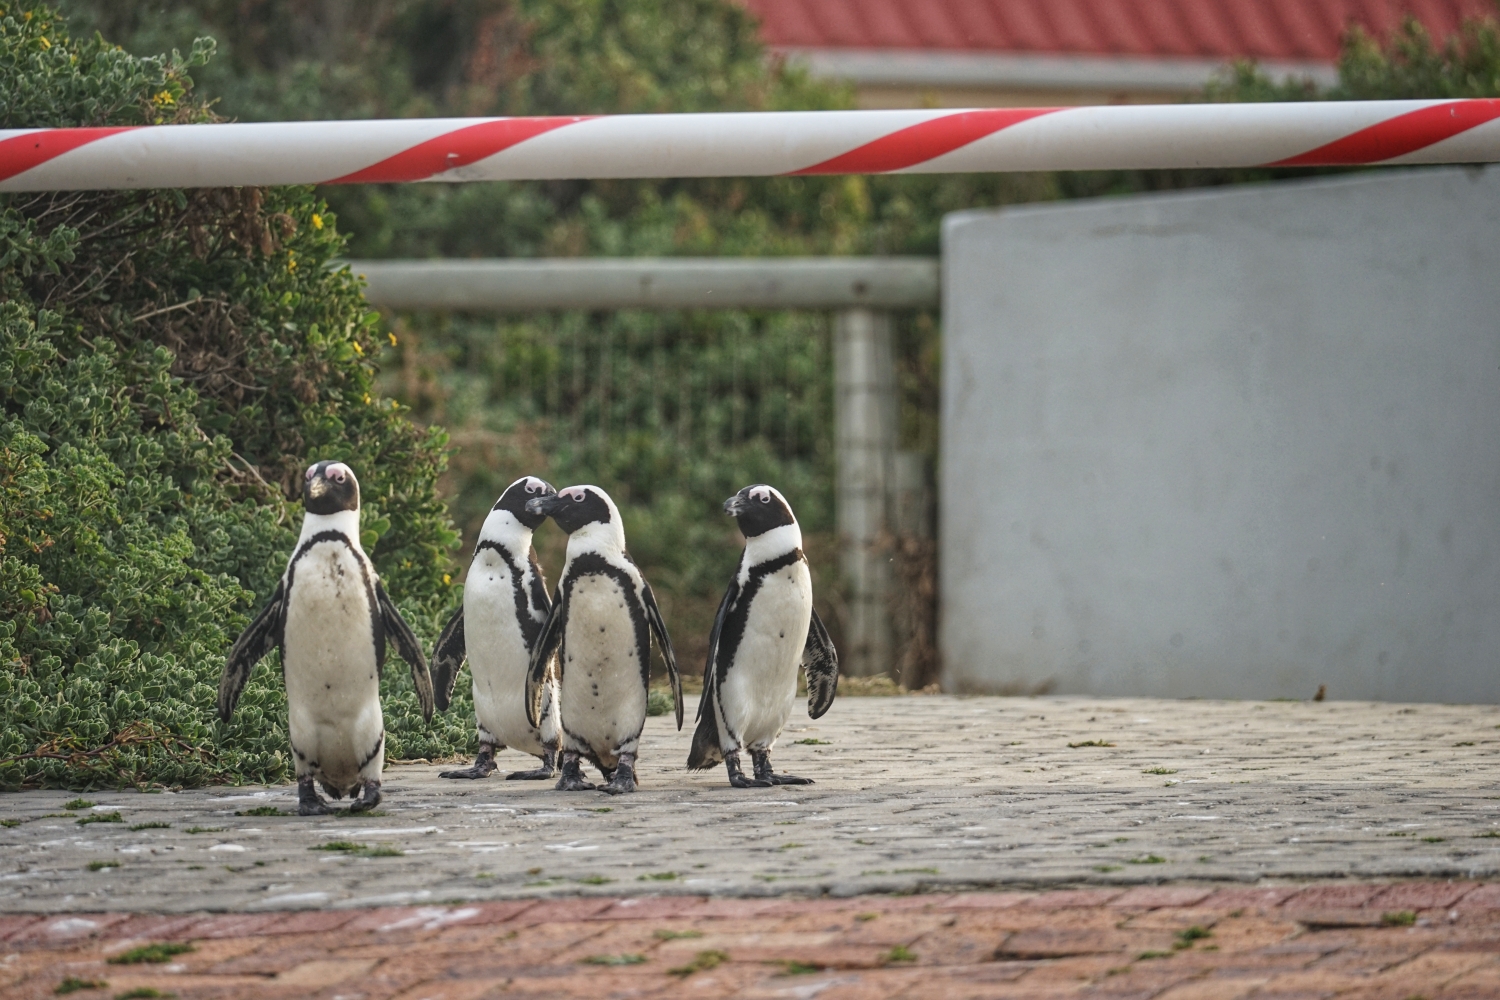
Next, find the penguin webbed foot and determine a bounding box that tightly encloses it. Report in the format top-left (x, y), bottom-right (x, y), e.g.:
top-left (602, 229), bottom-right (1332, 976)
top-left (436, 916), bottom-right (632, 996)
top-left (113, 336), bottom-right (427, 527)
top-left (506, 746), bottom-right (558, 781)
top-left (725, 750), bottom-right (772, 788)
top-left (440, 745), bottom-right (499, 780)
top-left (751, 749), bottom-right (813, 786)
top-left (601, 752), bottom-right (637, 795)
top-left (349, 779), bottom-right (382, 813)
top-left (554, 752), bottom-right (596, 792)
top-left (297, 776), bottom-right (334, 816)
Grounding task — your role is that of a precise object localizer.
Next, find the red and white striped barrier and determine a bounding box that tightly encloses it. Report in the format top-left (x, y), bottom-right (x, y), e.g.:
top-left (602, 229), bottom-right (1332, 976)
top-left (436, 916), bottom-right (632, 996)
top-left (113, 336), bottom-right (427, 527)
top-left (3, 101), bottom-right (1498, 190)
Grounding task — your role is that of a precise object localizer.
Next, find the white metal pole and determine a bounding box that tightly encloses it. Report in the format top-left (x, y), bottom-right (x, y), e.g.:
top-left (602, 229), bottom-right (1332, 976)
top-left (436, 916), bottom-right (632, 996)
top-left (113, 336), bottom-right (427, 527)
top-left (3, 100), bottom-right (1499, 190)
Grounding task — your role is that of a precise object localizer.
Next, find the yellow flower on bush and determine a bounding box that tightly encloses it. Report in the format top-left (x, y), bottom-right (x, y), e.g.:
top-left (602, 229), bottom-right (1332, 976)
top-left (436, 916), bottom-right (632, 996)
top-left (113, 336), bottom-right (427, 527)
top-left (152, 90), bottom-right (174, 106)
top-left (352, 340), bottom-right (363, 356)
top-left (311, 214), bottom-right (323, 230)
top-left (388, 332), bottom-right (397, 346)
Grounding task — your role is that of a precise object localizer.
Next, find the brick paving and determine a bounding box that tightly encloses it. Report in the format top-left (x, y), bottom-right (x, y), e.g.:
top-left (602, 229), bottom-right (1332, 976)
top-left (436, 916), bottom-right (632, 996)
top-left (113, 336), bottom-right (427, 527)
top-left (1, 882), bottom-right (1499, 998)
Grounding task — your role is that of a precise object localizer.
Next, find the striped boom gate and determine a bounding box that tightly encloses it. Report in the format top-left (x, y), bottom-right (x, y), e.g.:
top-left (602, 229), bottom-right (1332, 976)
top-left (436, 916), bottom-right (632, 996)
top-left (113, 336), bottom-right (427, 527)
top-left (2, 100), bottom-right (1500, 190)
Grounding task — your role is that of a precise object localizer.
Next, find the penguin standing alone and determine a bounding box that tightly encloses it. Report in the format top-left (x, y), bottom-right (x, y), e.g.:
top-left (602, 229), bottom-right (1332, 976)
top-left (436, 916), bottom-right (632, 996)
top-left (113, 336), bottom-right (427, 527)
top-left (430, 475), bottom-right (562, 780)
top-left (219, 461), bottom-right (434, 815)
top-left (524, 486), bottom-right (682, 794)
top-left (688, 485), bottom-right (838, 787)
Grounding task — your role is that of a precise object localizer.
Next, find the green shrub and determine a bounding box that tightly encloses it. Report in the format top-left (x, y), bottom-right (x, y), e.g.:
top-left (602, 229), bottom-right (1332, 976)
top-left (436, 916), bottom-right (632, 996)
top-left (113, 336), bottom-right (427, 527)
top-left (0, 3), bottom-right (466, 790)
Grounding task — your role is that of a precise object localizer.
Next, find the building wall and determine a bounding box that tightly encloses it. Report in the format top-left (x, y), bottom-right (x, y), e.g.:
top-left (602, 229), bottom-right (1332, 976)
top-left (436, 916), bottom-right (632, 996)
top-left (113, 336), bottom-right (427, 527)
top-left (941, 168), bottom-right (1500, 702)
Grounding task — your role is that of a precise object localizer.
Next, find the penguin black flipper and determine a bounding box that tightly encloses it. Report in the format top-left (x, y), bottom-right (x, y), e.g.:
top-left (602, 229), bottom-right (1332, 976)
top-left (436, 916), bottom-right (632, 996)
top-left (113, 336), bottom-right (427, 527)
top-left (640, 578), bottom-right (683, 730)
top-left (376, 580), bottom-right (435, 723)
top-left (687, 577), bottom-right (737, 769)
top-left (219, 578), bottom-right (286, 723)
top-left (803, 606), bottom-right (839, 720)
top-left (430, 605), bottom-right (465, 713)
top-left (525, 588), bottom-right (564, 729)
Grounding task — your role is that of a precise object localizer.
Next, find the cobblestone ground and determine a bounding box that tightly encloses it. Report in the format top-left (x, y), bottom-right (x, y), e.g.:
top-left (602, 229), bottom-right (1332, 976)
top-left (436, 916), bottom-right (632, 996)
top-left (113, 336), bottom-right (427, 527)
top-left (3, 697), bottom-right (1498, 912)
top-left (3, 882), bottom-right (1500, 998)
top-left (2, 695), bottom-right (1499, 997)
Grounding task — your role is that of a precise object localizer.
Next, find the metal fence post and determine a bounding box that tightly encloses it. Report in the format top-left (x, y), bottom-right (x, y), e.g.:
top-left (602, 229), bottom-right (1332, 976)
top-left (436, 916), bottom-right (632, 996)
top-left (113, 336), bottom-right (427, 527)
top-left (835, 307), bottom-right (896, 678)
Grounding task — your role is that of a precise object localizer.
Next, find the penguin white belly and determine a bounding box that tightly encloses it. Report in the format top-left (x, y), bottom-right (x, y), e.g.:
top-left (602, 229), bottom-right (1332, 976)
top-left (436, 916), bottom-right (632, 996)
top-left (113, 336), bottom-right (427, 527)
top-left (464, 557), bottom-right (545, 756)
top-left (559, 574), bottom-right (645, 768)
top-left (721, 561), bottom-right (812, 751)
top-left (282, 542), bottom-right (385, 794)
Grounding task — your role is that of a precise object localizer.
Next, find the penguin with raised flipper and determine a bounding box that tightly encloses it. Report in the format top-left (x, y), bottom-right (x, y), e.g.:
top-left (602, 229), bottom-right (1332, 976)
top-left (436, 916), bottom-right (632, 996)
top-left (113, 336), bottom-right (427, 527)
top-left (430, 475), bottom-right (562, 780)
top-left (687, 485), bottom-right (838, 787)
top-left (523, 485), bottom-right (682, 794)
top-left (219, 461), bottom-right (434, 815)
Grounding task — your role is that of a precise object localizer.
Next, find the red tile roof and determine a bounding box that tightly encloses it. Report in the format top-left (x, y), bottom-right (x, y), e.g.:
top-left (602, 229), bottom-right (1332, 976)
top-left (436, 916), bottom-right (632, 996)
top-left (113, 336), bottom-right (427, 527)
top-left (737, 0), bottom-right (1497, 62)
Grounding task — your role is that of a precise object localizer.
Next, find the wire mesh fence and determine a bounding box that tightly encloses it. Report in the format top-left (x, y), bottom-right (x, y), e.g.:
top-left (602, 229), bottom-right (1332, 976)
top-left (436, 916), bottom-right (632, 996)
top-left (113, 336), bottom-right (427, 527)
top-left (383, 306), bottom-right (836, 670)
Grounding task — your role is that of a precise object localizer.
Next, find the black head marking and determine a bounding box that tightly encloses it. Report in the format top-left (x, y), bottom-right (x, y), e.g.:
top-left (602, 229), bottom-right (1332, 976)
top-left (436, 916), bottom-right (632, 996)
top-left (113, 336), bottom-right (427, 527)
top-left (303, 460), bottom-right (360, 515)
top-left (495, 476), bottom-right (556, 529)
top-left (724, 484), bottom-right (795, 537)
top-left (526, 485), bottom-right (613, 535)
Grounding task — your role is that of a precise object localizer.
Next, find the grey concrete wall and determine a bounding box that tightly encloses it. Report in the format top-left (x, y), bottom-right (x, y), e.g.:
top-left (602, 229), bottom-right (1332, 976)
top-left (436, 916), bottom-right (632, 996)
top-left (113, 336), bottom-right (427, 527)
top-left (941, 168), bottom-right (1500, 702)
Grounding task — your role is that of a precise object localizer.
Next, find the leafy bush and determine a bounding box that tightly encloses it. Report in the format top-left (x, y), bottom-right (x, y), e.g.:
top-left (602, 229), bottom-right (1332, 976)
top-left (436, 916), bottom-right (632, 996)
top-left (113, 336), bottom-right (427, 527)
top-left (0, 2), bottom-right (465, 790)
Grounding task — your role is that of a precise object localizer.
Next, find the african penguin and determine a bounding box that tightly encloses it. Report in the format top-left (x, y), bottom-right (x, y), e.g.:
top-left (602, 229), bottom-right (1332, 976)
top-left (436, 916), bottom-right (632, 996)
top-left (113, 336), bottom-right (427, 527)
top-left (430, 475), bottom-right (561, 780)
top-left (524, 485), bottom-right (682, 794)
top-left (687, 485), bottom-right (838, 787)
top-left (219, 461), bottom-right (435, 815)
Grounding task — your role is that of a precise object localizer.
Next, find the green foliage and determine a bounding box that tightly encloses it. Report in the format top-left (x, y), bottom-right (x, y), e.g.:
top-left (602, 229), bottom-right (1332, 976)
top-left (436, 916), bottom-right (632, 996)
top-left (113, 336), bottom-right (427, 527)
top-left (12, 0), bottom-right (1499, 793)
top-left (1, 2), bottom-right (463, 790)
top-left (1336, 15), bottom-right (1500, 99)
top-left (1205, 10), bottom-right (1500, 103)
top-left (107, 942), bottom-right (193, 965)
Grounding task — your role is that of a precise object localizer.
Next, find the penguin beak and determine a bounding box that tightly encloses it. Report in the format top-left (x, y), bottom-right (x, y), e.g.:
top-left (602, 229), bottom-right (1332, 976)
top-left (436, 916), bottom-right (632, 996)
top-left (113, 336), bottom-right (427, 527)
top-left (723, 494), bottom-right (748, 516)
top-left (307, 474), bottom-right (328, 500)
top-left (526, 494), bottom-right (567, 519)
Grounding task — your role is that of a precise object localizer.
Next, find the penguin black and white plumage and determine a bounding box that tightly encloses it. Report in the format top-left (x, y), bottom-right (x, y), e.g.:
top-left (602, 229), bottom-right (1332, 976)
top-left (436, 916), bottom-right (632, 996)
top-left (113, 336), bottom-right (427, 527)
top-left (430, 475), bottom-right (561, 780)
top-left (687, 485), bottom-right (838, 787)
top-left (523, 485), bottom-right (682, 794)
top-left (218, 461), bottom-right (435, 815)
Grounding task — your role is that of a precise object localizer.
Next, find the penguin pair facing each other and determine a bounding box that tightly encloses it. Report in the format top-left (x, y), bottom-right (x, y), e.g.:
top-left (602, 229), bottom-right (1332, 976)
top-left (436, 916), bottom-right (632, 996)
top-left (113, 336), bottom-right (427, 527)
top-left (435, 480), bottom-right (681, 795)
top-left (219, 461), bottom-right (434, 816)
top-left (689, 485), bottom-right (839, 787)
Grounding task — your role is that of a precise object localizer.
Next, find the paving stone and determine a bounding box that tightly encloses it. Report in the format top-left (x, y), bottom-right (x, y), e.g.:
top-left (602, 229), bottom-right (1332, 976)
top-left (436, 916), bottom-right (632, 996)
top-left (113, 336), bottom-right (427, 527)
top-left (1110, 886), bottom-right (1216, 910)
top-left (0, 914), bottom-right (42, 941)
top-left (7, 890), bottom-right (1500, 999)
top-left (1282, 884), bottom-right (1384, 912)
top-left (1453, 883), bottom-right (1500, 913)
top-left (8, 697), bottom-right (1500, 913)
top-left (6, 694), bottom-right (1500, 994)
top-left (1020, 889), bottom-right (1125, 910)
top-left (8, 912), bottom-right (130, 943)
top-left (592, 895), bottom-right (708, 921)
top-left (1201, 887), bottom-right (1302, 912)
top-left (188, 912), bottom-right (281, 939)
top-left (99, 912), bottom-right (209, 945)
